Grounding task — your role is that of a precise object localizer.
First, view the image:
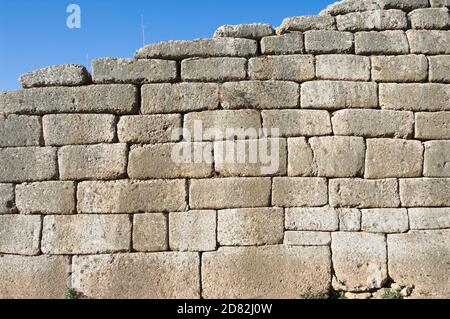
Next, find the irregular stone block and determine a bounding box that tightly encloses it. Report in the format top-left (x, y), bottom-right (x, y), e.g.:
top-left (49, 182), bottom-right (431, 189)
top-left (407, 30), bottom-right (450, 54)
top-left (0, 215), bottom-right (41, 255)
top-left (424, 141), bottom-right (450, 177)
top-left (371, 55), bottom-right (428, 82)
top-left (278, 16), bottom-right (336, 33)
top-left (260, 32), bottom-right (304, 55)
top-left (287, 137), bottom-right (315, 177)
top-left (378, 0), bottom-right (430, 11)
top-left (408, 208), bottom-right (450, 230)
top-left (272, 178), bottom-right (328, 207)
top-left (409, 8), bottom-right (449, 29)
top-left (284, 231), bottom-right (331, 246)
top-left (304, 30), bottom-right (354, 54)
top-left (355, 31), bottom-right (409, 55)
top-left (133, 214), bottom-right (168, 252)
top-left (20, 64), bottom-right (90, 88)
top-left (181, 57), bottom-right (246, 82)
top-left (214, 24), bottom-right (274, 39)
top-left (338, 208), bottom-right (362, 231)
top-left (361, 208), bottom-right (409, 233)
top-left (248, 55), bottom-right (315, 82)
top-left (336, 10), bottom-right (408, 31)
top-left (400, 178), bottom-right (450, 207)
top-left (429, 55), bottom-right (450, 83)
top-left (0, 184), bottom-right (14, 214)
top-left (320, 0), bottom-right (380, 16)
top-left (430, 0), bottom-right (449, 7)
top-left (0, 114), bottom-right (41, 147)
top-left (285, 208), bottom-right (339, 231)
top-left (316, 54), bottom-right (370, 81)
top-left (415, 112), bottom-right (450, 139)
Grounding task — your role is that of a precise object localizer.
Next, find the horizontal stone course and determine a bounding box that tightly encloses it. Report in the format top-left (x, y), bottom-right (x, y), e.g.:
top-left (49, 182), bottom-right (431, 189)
top-left (336, 9), bottom-right (408, 31)
top-left (316, 55), bottom-right (370, 81)
top-left (304, 31), bottom-right (354, 54)
top-left (320, 0), bottom-right (381, 16)
top-left (400, 178), bottom-right (450, 207)
top-left (260, 32), bottom-right (304, 55)
top-left (0, 115), bottom-right (41, 147)
top-left (272, 177), bottom-right (328, 207)
top-left (408, 8), bottom-right (449, 29)
top-left (278, 16), bottom-right (336, 33)
top-left (355, 31), bottom-right (409, 55)
top-left (181, 57), bottom-right (246, 82)
top-left (20, 64), bottom-right (90, 88)
top-left (0, 215), bottom-right (41, 255)
top-left (407, 30), bottom-right (450, 54)
top-left (361, 208), bottom-right (409, 233)
top-left (371, 55), bottom-right (428, 82)
top-left (248, 55), bottom-right (315, 82)
top-left (408, 208), bottom-right (450, 230)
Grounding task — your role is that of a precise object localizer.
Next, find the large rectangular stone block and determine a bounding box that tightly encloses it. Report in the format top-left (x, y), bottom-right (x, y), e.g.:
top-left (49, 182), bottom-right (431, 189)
top-left (284, 231), bottom-right (331, 246)
top-left (0, 114), bottom-right (41, 147)
top-left (338, 208), bottom-right (362, 231)
top-left (0, 147), bottom-right (57, 183)
top-left (408, 208), bottom-right (450, 230)
top-left (304, 31), bottom-right (354, 54)
top-left (260, 32), bottom-right (304, 55)
top-left (181, 57), bottom-right (246, 82)
top-left (378, 0), bottom-right (429, 11)
top-left (409, 8), bottom-right (449, 30)
top-left (278, 16), bottom-right (336, 32)
top-left (214, 24), bottom-right (274, 39)
top-left (287, 137), bottom-right (315, 177)
top-left (320, 0), bottom-right (381, 15)
top-left (424, 141), bottom-right (450, 177)
top-left (429, 55), bottom-right (450, 83)
top-left (400, 178), bottom-right (450, 207)
top-left (336, 10), bottom-right (407, 31)
top-left (316, 54), bottom-right (370, 81)
top-left (371, 55), bottom-right (428, 82)
top-left (415, 112), bottom-right (450, 139)
top-left (133, 214), bottom-right (168, 252)
top-left (355, 31), bottom-right (409, 55)
top-left (20, 64), bottom-right (90, 88)
top-left (202, 246), bottom-right (331, 298)
top-left (285, 208), bottom-right (339, 231)
top-left (407, 30), bottom-right (450, 54)
top-left (361, 208), bottom-right (409, 233)
top-left (0, 184), bottom-right (14, 213)
top-left (77, 180), bottom-right (187, 213)
top-left (272, 177), bottom-right (328, 207)
top-left (248, 55), bottom-right (315, 82)
top-left (189, 178), bottom-right (271, 209)
top-left (72, 253), bottom-right (200, 299)
top-left (0, 215), bottom-right (41, 255)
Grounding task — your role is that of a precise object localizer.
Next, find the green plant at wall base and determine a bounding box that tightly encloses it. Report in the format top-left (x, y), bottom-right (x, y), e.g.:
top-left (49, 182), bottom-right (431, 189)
top-left (382, 289), bottom-right (403, 300)
top-left (329, 291), bottom-right (347, 300)
top-left (299, 290), bottom-right (329, 299)
top-left (64, 288), bottom-right (79, 300)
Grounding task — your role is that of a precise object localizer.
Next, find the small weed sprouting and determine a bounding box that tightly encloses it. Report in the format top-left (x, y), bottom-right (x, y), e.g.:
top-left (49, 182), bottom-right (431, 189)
top-left (382, 288), bottom-right (404, 300)
top-left (299, 290), bottom-right (329, 299)
top-left (64, 288), bottom-right (79, 300)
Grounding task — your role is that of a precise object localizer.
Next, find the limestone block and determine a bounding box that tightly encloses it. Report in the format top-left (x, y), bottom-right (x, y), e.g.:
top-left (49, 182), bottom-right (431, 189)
top-left (181, 57), bottom-right (246, 82)
top-left (260, 32), bottom-right (304, 55)
top-left (0, 184), bottom-right (14, 214)
top-left (400, 178), bottom-right (450, 207)
top-left (20, 64), bottom-right (90, 88)
top-left (429, 55), bottom-right (450, 83)
top-left (316, 54), bottom-right (370, 81)
top-left (284, 231), bottom-right (331, 246)
top-left (424, 141), bottom-right (450, 177)
top-left (408, 208), bottom-right (450, 230)
top-left (361, 208), bottom-right (409, 233)
top-left (278, 16), bottom-right (336, 33)
top-left (415, 112), bottom-right (450, 139)
top-left (287, 137), bottom-right (315, 177)
top-left (248, 55), bottom-right (315, 82)
top-left (355, 31), bottom-right (409, 55)
top-left (285, 208), bottom-right (339, 231)
top-left (371, 55), bottom-right (428, 82)
top-left (338, 208), bottom-right (362, 231)
top-left (409, 8), bottom-right (449, 29)
top-left (133, 214), bottom-right (168, 252)
top-left (336, 10), bottom-right (407, 31)
top-left (214, 24), bottom-right (274, 39)
top-left (0, 114), bottom-right (41, 147)
top-left (272, 178), bottom-right (328, 207)
top-left (407, 30), bottom-right (450, 54)
top-left (0, 215), bottom-right (41, 255)
top-left (304, 31), bottom-right (354, 54)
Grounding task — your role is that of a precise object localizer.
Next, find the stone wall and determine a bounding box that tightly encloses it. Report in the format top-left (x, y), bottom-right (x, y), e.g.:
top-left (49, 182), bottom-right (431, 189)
top-left (0, 0), bottom-right (449, 299)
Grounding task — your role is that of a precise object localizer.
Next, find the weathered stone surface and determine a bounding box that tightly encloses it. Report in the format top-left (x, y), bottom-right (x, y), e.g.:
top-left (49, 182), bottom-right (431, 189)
top-left (43, 114), bottom-right (116, 146)
top-left (0, 255), bottom-right (69, 299)
top-left (355, 31), bottom-right (409, 55)
top-left (304, 31), bottom-right (353, 54)
top-left (0, 85), bottom-right (138, 115)
top-left (42, 215), bottom-right (131, 254)
top-left (287, 137), bottom-right (315, 177)
top-left (378, 0), bottom-right (430, 11)
top-left (338, 208), bottom-right (361, 231)
top-left (72, 253), bottom-right (200, 299)
top-left (169, 210), bottom-right (217, 252)
top-left (309, 136), bottom-right (366, 177)
top-left (371, 55), bottom-right (428, 82)
top-left (301, 81), bottom-right (378, 110)
top-left (332, 232), bottom-right (387, 292)
top-left (388, 230), bottom-right (450, 297)
top-left (92, 58), bottom-right (177, 84)
top-left (424, 141), bottom-right (450, 177)
top-left (129, 143), bottom-right (213, 179)
top-left (365, 139), bottom-right (424, 178)
top-left (217, 208), bottom-right (284, 246)
top-left (415, 112), bottom-right (450, 139)
top-left (262, 110), bottom-right (332, 137)
top-left (361, 208), bottom-right (409, 233)
top-left (272, 178), bottom-right (328, 207)
top-left (220, 81), bottom-right (299, 109)
top-left (16, 181), bottom-right (75, 214)
top-left (133, 214), bottom-right (168, 252)
top-left (20, 64), bottom-right (90, 88)
top-left (430, 0), bottom-right (449, 7)
top-left (409, 8), bottom-right (449, 29)
top-left (135, 38), bottom-right (257, 59)
top-left (260, 32), bottom-right (304, 55)
top-left (320, 0), bottom-right (380, 16)
top-left (380, 83), bottom-right (450, 111)
top-left (189, 178), bottom-right (271, 209)
top-left (142, 83), bottom-right (219, 114)
top-left (77, 180), bottom-right (187, 213)
top-left (332, 109), bottom-right (414, 138)
top-left (400, 178), bottom-right (450, 207)
top-left (58, 144), bottom-right (127, 181)
top-left (0, 147), bottom-right (57, 183)
top-left (407, 30), bottom-right (450, 54)
top-left (0, 184), bottom-right (14, 214)
top-left (214, 24), bottom-right (274, 39)
top-left (345, 292), bottom-right (372, 299)
top-left (409, 208), bottom-right (450, 230)
top-left (429, 55), bottom-right (450, 83)
top-left (181, 57), bottom-right (246, 82)
top-left (330, 179), bottom-right (400, 208)
top-left (336, 10), bottom-right (408, 31)
top-left (249, 55), bottom-right (315, 82)
top-left (284, 231), bottom-right (331, 246)
top-left (183, 110), bottom-right (261, 141)
top-left (316, 55), bottom-right (370, 81)
top-left (285, 208), bottom-right (339, 231)
top-left (278, 16), bottom-right (336, 33)
top-left (0, 215), bottom-right (41, 255)
top-left (202, 246), bottom-right (331, 298)
top-left (0, 114), bottom-right (41, 147)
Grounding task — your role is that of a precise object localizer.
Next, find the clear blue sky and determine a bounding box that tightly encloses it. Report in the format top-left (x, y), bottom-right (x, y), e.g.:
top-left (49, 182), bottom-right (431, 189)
top-left (0, 0), bottom-right (334, 91)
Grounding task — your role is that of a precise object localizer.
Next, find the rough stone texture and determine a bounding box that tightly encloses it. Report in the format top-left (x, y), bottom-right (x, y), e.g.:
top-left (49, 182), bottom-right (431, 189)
top-left (248, 55), bottom-right (315, 82)
top-left (379, 83), bottom-right (450, 111)
top-left (77, 180), bottom-right (187, 213)
top-left (278, 16), bottom-right (336, 33)
top-left (0, 184), bottom-right (14, 214)
top-left (284, 231), bottom-right (331, 246)
top-left (287, 137), bottom-right (315, 177)
top-left (42, 215), bottom-right (131, 254)
top-left (0, 255), bottom-right (69, 299)
top-left (371, 55), bottom-right (428, 82)
top-left (409, 8), bottom-right (449, 29)
top-left (128, 143), bottom-right (213, 179)
top-left (142, 83), bottom-right (219, 114)
top-left (220, 81), bottom-right (299, 109)
top-left (304, 31), bottom-right (354, 54)
top-left (16, 181), bottom-right (76, 214)
top-left (429, 55), bottom-right (450, 83)
top-left (0, 85), bottom-right (138, 115)
top-left (272, 178), bottom-right (328, 207)
top-left (0, 114), bottom-right (41, 147)
top-left (400, 178), bottom-right (450, 207)
top-left (338, 208), bottom-right (362, 231)
top-left (316, 55), bottom-right (370, 81)
top-left (407, 30), bottom-right (450, 54)
top-left (72, 253), bottom-right (200, 299)
top-left (0, 147), bottom-right (57, 183)
top-left (430, 0), bottom-right (449, 8)
top-left (415, 112), bottom-right (450, 139)
top-left (355, 31), bottom-right (409, 55)
top-left (217, 208), bottom-right (284, 246)
top-left (58, 144), bottom-right (128, 181)
top-left (332, 232), bottom-right (387, 292)
top-left (0, 215), bottom-right (41, 255)
top-left (260, 32), bottom-right (304, 55)
top-left (388, 230), bottom-right (450, 297)
top-left (20, 64), bottom-right (90, 88)
top-left (189, 178), bottom-right (271, 209)
top-left (301, 81), bottom-right (378, 110)
top-left (320, 0), bottom-right (381, 16)
top-left (285, 208), bottom-right (339, 231)
top-left (202, 246), bottom-right (331, 299)
top-left (135, 38), bottom-right (257, 59)
top-left (336, 10), bottom-right (408, 31)
top-left (361, 208), bottom-right (409, 233)
top-left (133, 214), bottom-right (168, 252)
top-left (181, 57), bottom-right (246, 82)
top-left (365, 139), bottom-right (424, 178)
top-left (378, 0), bottom-right (430, 11)
top-left (409, 208), bottom-right (450, 230)
top-left (214, 24), bottom-right (274, 39)
top-left (309, 136), bottom-right (366, 177)
top-left (332, 109), bottom-right (414, 138)
top-left (330, 179), bottom-right (400, 208)
top-left (92, 58), bottom-right (177, 84)
top-left (424, 141), bottom-right (450, 177)
top-left (42, 114), bottom-right (116, 146)
top-left (169, 210), bottom-right (217, 252)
